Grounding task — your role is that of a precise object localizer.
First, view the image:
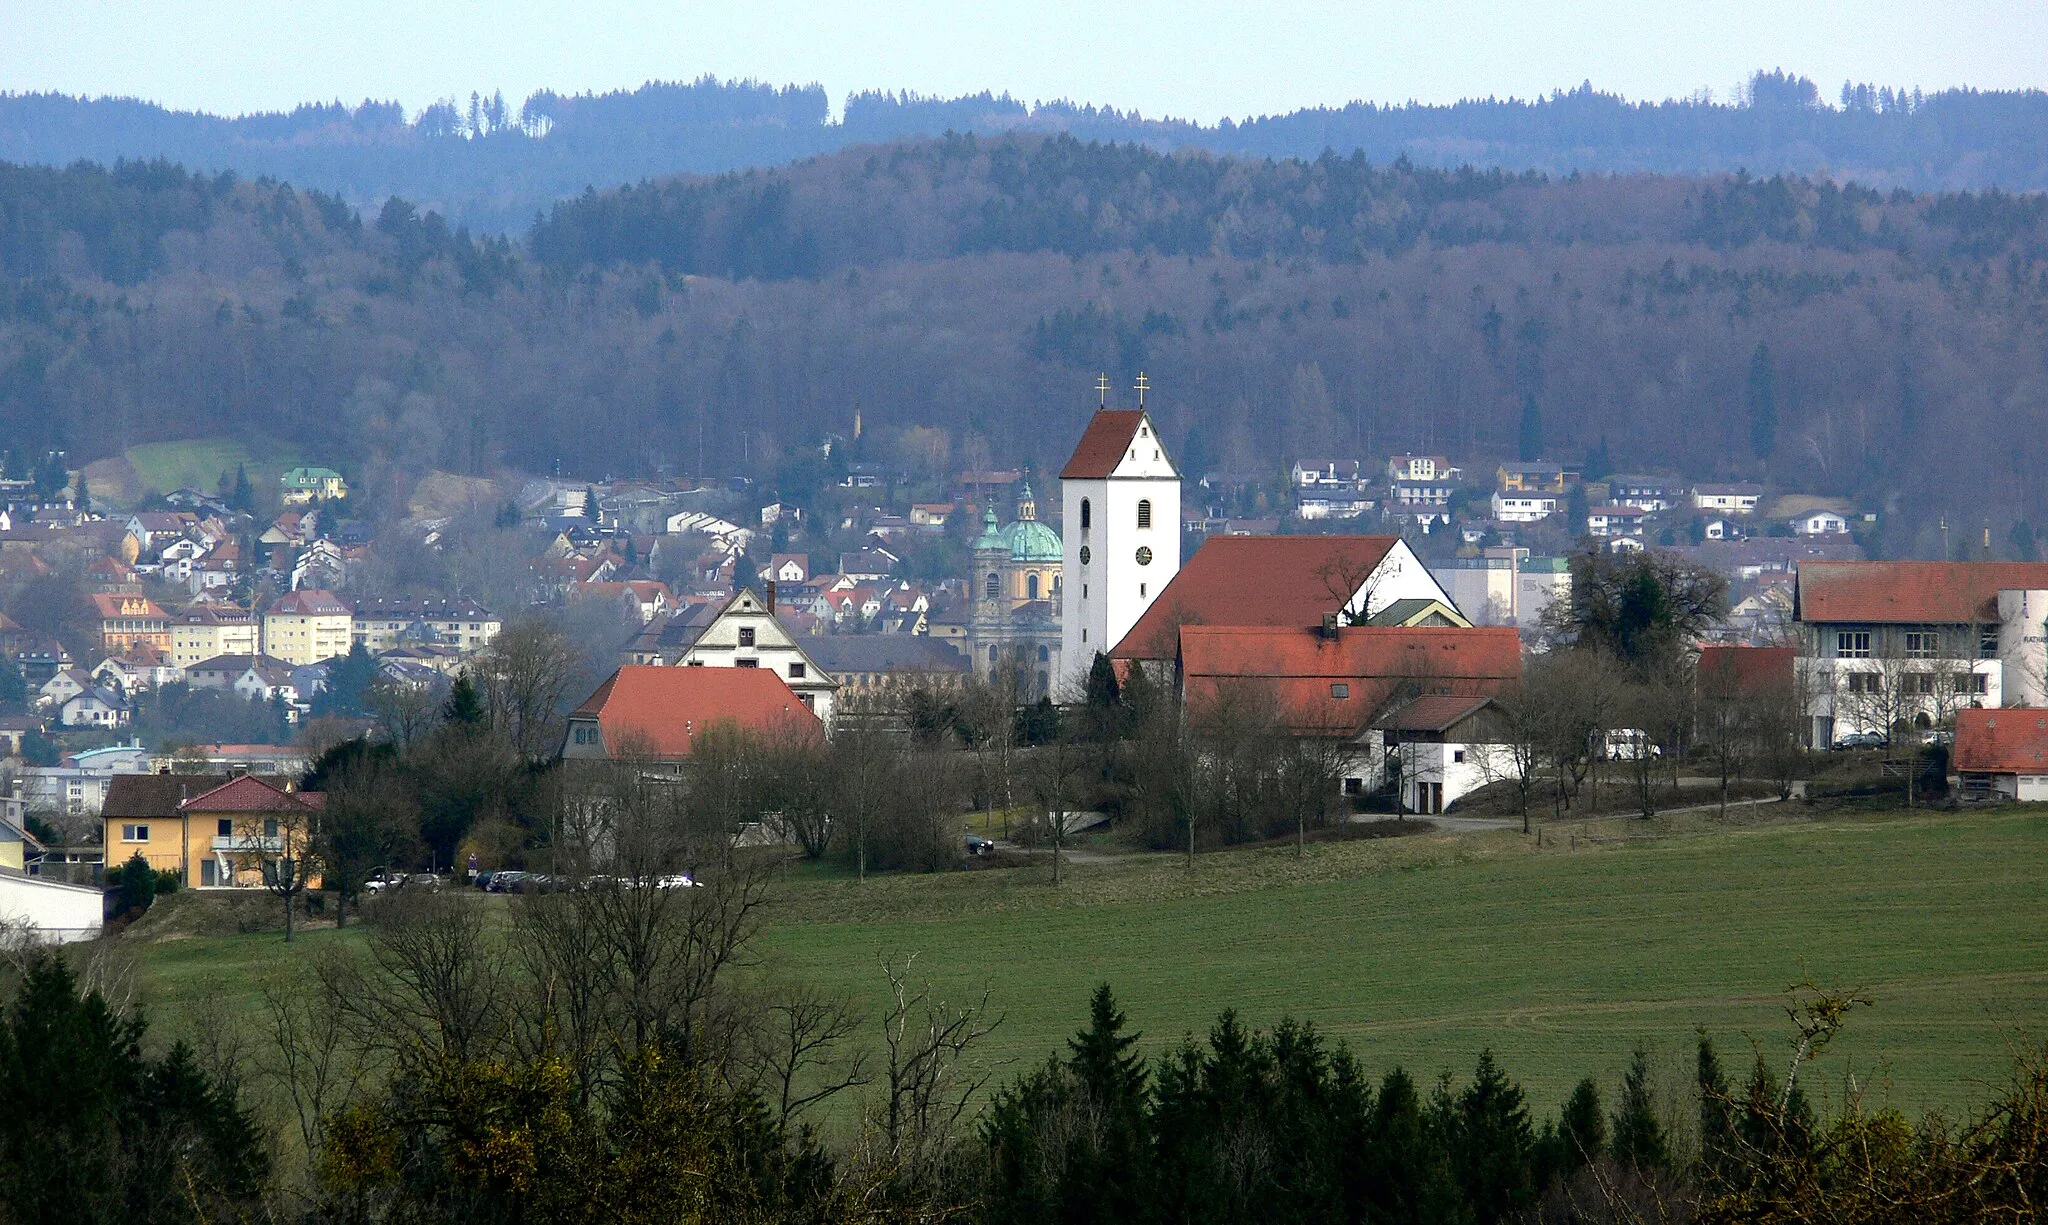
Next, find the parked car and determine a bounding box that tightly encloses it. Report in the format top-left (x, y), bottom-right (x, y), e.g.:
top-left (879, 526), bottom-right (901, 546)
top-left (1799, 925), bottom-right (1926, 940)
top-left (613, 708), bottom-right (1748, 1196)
top-left (1833, 731), bottom-right (1887, 750)
top-left (485, 870), bottom-right (529, 893)
top-left (964, 833), bottom-right (996, 856)
top-left (363, 868), bottom-right (403, 894)
top-left (406, 873), bottom-right (443, 891)
top-left (655, 874), bottom-right (699, 889)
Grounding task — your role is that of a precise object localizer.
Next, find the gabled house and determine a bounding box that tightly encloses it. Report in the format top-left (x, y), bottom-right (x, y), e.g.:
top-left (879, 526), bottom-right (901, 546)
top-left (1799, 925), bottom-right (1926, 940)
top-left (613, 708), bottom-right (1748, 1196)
top-left (104, 773), bottom-right (322, 889)
top-left (92, 592), bottom-right (172, 652)
top-left (1386, 455), bottom-right (1456, 483)
top-left (38, 668), bottom-right (91, 709)
top-left (1496, 462), bottom-right (1576, 493)
top-left (561, 665), bottom-right (824, 767)
top-left (1490, 492), bottom-right (1558, 523)
top-left (615, 588), bottom-right (839, 719)
top-left (1370, 695), bottom-right (1517, 814)
top-left (280, 467), bottom-right (349, 504)
top-left (59, 685), bottom-right (131, 729)
top-left (1692, 483), bottom-right (1765, 514)
top-left (1792, 509), bottom-right (1850, 536)
top-left (1584, 505), bottom-right (1648, 539)
top-left (1952, 707), bottom-right (2048, 802)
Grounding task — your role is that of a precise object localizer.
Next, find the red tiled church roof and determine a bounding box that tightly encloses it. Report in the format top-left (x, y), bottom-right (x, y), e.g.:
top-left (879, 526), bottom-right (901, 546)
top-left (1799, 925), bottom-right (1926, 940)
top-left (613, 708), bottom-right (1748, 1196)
top-left (1059, 411), bottom-right (1146, 480)
top-left (569, 666), bottom-right (822, 759)
top-left (1953, 707), bottom-right (2048, 775)
top-left (1795, 561), bottom-right (2048, 624)
top-left (1112, 535), bottom-right (1403, 661)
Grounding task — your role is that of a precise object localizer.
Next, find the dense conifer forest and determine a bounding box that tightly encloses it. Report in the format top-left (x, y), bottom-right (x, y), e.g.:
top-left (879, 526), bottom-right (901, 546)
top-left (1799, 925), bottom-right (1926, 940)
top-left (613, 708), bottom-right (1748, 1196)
top-left (2, 135), bottom-right (2047, 551)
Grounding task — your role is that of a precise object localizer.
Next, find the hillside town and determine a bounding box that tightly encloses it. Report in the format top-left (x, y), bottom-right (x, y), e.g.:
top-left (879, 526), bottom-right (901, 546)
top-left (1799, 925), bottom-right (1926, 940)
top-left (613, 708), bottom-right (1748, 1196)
top-left (0, 382), bottom-right (2035, 912)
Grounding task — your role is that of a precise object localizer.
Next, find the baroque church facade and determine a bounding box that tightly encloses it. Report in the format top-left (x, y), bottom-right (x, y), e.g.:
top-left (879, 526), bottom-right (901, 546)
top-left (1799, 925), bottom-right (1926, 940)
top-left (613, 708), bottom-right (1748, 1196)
top-left (965, 483), bottom-right (1065, 697)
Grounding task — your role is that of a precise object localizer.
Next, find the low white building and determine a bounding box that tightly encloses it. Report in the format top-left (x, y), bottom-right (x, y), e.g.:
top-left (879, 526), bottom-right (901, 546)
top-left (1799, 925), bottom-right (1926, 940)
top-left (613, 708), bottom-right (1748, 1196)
top-left (0, 873), bottom-right (103, 943)
top-left (1692, 483), bottom-right (1765, 514)
top-left (1369, 695), bottom-right (1518, 815)
top-left (1793, 509), bottom-right (1850, 536)
top-left (1490, 491), bottom-right (1558, 523)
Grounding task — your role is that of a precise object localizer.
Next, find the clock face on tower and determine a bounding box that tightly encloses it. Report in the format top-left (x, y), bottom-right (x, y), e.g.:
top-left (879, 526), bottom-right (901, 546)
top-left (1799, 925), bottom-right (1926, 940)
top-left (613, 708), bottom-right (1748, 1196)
top-left (1079, 546), bottom-right (1091, 565)
top-left (1135, 547), bottom-right (1153, 565)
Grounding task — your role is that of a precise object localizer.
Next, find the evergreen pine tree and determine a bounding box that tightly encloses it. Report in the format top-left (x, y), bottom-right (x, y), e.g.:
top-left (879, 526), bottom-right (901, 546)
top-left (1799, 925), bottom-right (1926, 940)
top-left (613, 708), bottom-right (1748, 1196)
top-left (0, 655), bottom-right (25, 707)
top-left (230, 464), bottom-right (253, 512)
top-left (69, 471), bottom-right (88, 510)
top-left (1084, 651), bottom-right (1120, 712)
top-left (1610, 1045), bottom-right (1668, 1171)
top-left (1747, 341), bottom-right (1777, 459)
top-left (1585, 434), bottom-right (1613, 481)
top-left (1362, 1067), bottom-right (1463, 1224)
top-left (443, 673), bottom-right (485, 726)
top-left (1448, 1049), bottom-right (1537, 1223)
top-left (1517, 392), bottom-right (1544, 462)
top-left (1558, 1077), bottom-right (1606, 1170)
top-left (1696, 1034), bottom-right (1736, 1182)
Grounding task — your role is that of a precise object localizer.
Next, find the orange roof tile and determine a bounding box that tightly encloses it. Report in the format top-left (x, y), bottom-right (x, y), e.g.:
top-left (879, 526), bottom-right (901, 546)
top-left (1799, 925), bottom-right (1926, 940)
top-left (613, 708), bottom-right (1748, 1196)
top-left (1059, 410), bottom-right (1146, 479)
top-left (1953, 707), bottom-right (2048, 775)
top-left (569, 666), bottom-right (822, 759)
top-left (1795, 561), bottom-right (2048, 624)
top-left (1696, 645), bottom-right (1796, 696)
top-left (1112, 535), bottom-right (1402, 661)
top-left (1178, 624), bottom-right (1522, 734)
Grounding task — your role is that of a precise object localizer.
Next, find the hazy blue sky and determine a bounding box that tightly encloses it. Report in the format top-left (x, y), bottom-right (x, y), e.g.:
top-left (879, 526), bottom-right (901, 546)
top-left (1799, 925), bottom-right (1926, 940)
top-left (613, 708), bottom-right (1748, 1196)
top-left (4, 1), bottom-right (2044, 120)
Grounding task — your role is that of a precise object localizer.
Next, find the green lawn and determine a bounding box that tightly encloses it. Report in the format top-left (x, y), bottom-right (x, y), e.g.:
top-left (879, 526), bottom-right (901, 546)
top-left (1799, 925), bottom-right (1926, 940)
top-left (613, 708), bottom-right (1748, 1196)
top-left (119, 437), bottom-right (301, 501)
top-left (128, 808), bottom-right (2048, 1120)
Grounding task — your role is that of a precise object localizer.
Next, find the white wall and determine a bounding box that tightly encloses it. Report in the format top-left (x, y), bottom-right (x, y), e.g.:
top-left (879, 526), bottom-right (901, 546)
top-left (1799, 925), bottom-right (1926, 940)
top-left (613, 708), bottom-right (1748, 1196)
top-left (1400, 740), bottom-right (1519, 812)
top-left (0, 874), bottom-right (103, 943)
top-left (1061, 411), bottom-right (1180, 691)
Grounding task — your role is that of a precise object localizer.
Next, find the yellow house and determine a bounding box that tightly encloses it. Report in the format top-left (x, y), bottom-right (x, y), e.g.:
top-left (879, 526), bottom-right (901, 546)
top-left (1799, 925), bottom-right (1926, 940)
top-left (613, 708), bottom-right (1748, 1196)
top-left (279, 467), bottom-right (349, 505)
top-left (171, 606), bottom-right (261, 667)
top-left (102, 773), bottom-right (322, 889)
top-left (263, 589), bottom-right (354, 665)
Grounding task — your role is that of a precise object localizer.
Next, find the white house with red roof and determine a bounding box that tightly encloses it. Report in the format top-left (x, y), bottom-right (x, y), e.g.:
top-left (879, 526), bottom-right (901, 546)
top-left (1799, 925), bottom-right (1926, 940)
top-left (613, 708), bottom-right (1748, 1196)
top-left (1060, 399), bottom-right (1182, 689)
top-left (1952, 706), bottom-right (2048, 801)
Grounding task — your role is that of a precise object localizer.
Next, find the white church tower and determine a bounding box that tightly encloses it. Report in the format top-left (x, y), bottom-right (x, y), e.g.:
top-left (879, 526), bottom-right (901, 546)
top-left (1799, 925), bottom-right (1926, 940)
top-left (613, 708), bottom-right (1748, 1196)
top-left (1059, 375), bottom-right (1181, 691)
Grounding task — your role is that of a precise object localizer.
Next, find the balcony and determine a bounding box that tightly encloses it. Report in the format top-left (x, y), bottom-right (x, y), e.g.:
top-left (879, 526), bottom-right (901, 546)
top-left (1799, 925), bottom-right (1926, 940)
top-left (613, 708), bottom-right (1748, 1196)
top-left (211, 835), bottom-right (283, 853)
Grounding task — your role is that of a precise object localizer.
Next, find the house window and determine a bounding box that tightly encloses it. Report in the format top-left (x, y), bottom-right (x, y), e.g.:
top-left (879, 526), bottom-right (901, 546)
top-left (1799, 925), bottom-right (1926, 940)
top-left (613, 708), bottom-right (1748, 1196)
top-left (122, 824), bottom-right (149, 842)
top-left (736, 658), bottom-right (759, 668)
top-left (1906, 673), bottom-right (1936, 695)
top-left (1954, 672), bottom-right (1988, 695)
top-left (800, 693), bottom-right (815, 708)
top-left (1904, 631), bottom-right (1938, 658)
top-left (218, 818), bottom-right (232, 837)
top-left (1027, 574), bottom-right (1040, 600)
top-left (738, 627), bottom-right (756, 647)
top-left (1453, 750), bottom-right (1467, 763)
top-left (1837, 631), bottom-right (1871, 658)
top-left (1981, 630), bottom-right (2000, 659)
top-left (1137, 499), bottom-right (1152, 529)
top-left (264, 818), bottom-right (279, 838)
top-left (1080, 499), bottom-right (1090, 531)
top-left (1330, 683), bottom-right (1350, 699)
top-left (788, 663), bottom-right (806, 679)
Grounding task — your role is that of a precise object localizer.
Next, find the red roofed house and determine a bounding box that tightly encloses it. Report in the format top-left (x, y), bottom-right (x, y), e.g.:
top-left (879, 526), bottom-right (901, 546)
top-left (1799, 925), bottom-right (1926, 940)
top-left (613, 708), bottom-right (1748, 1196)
top-left (1177, 622), bottom-right (1523, 807)
top-left (1793, 561), bottom-right (2048, 746)
top-left (92, 592), bottom-right (172, 653)
top-left (102, 772), bottom-right (323, 889)
top-left (1371, 695), bottom-right (1515, 814)
top-left (561, 665), bottom-right (825, 767)
top-left (1952, 706), bottom-right (2048, 802)
top-left (1060, 403), bottom-right (1182, 690)
top-left (1111, 535), bottom-right (1461, 670)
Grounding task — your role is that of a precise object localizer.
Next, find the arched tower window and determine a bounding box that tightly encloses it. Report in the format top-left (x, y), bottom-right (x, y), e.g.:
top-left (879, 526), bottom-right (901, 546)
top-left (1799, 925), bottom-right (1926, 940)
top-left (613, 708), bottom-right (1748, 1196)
top-left (1038, 645), bottom-right (1049, 662)
top-left (1137, 499), bottom-right (1152, 529)
top-left (985, 572), bottom-right (1000, 599)
top-left (1080, 498), bottom-right (1091, 531)
top-left (1027, 573), bottom-right (1040, 600)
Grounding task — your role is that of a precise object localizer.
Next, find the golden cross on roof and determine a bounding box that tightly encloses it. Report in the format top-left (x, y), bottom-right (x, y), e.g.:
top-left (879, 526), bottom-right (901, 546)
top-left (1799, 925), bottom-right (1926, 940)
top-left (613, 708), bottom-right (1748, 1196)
top-left (1134, 372), bottom-right (1149, 407)
top-left (1095, 373), bottom-right (1110, 406)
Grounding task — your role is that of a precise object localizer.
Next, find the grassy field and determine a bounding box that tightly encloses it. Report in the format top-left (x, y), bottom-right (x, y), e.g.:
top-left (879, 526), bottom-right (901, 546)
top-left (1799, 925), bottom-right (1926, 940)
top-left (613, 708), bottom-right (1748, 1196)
top-left (82, 437), bottom-right (303, 507)
top-left (126, 806), bottom-right (2048, 1121)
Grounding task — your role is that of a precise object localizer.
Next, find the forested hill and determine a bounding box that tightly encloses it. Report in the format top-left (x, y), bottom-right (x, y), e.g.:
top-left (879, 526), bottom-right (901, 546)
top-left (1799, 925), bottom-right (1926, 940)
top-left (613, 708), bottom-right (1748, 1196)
top-left (6, 71), bottom-right (2048, 231)
top-left (3, 140), bottom-right (2047, 557)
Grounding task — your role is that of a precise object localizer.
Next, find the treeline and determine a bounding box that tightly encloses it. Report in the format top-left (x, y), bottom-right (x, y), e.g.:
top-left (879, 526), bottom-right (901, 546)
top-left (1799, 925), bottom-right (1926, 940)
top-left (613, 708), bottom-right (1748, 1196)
top-left (7, 145), bottom-right (2048, 551)
top-left (9, 71), bottom-right (2048, 230)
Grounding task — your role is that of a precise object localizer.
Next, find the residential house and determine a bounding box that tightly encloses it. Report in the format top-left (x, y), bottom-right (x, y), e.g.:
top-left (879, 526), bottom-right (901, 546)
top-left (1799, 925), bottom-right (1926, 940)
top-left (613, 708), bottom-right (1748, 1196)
top-left (1392, 479), bottom-right (1456, 507)
top-left (263, 589), bottom-right (353, 665)
top-left (1692, 483), bottom-right (1765, 514)
top-left (765, 554), bottom-right (809, 584)
top-left (910, 504), bottom-right (955, 528)
top-left (1793, 509), bottom-right (1850, 536)
top-left (1386, 455), bottom-right (1456, 483)
top-left (172, 606), bottom-right (261, 667)
top-left (1295, 488), bottom-right (1376, 521)
top-left (104, 773), bottom-right (322, 889)
top-left (92, 592), bottom-right (172, 653)
top-left (1604, 475), bottom-right (1680, 512)
top-left (0, 715), bottom-right (36, 756)
top-left (1496, 462), bottom-right (1575, 493)
top-left (124, 511), bottom-right (200, 553)
top-left (1430, 548), bottom-right (1573, 629)
top-left (615, 588), bottom-right (839, 720)
top-left (1290, 459), bottom-right (1368, 488)
top-left (279, 466), bottom-right (349, 504)
top-left (291, 538), bottom-right (347, 590)
top-left (837, 548), bottom-right (898, 581)
top-left (1584, 504), bottom-right (1649, 539)
top-left (1792, 560), bottom-right (2048, 745)
top-left (85, 555), bottom-right (142, 594)
top-left (560, 665), bottom-right (824, 767)
top-left (59, 686), bottom-right (131, 729)
top-left (1490, 492), bottom-right (1558, 523)
top-left (186, 653), bottom-right (294, 691)
top-left (91, 648), bottom-right (180, 694)
top-left (13, 641), bottom-right (72, 687)
top-left (1952, 707), bottom-right (2048, 802)
top-left (233, 659), bottom-right (300, 707)
top-left (350, 597), bottom-right (501, 653)
top-left (38, 668), bottom-right (91, 710)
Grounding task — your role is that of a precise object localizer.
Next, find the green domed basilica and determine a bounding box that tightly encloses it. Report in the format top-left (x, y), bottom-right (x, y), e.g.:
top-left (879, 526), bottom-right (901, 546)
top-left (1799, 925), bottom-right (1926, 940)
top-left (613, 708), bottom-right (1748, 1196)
top-left (968, 482), bottom-right (1064, 695)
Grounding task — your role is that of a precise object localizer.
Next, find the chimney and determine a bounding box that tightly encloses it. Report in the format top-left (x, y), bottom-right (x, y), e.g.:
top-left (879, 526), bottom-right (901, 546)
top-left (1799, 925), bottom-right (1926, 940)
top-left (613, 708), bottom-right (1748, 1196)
top-left (1321, 612), bottom-right (1339, 639)
top-left (765, 580), bottom-right (777, 612)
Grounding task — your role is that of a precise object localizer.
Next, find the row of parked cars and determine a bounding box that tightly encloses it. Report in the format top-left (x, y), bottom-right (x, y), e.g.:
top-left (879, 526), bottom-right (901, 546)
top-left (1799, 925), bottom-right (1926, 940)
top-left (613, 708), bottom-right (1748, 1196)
top-left (475, 870), bottom-right (700, 893)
